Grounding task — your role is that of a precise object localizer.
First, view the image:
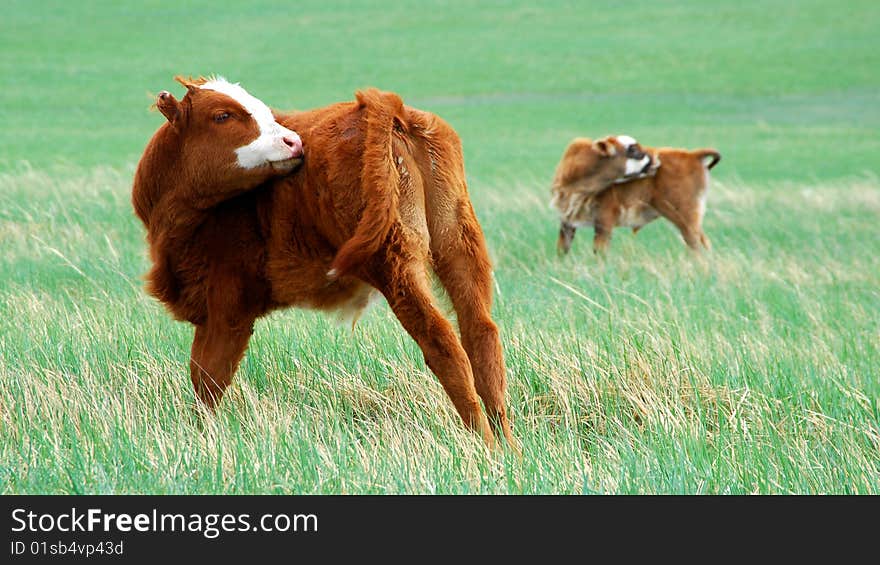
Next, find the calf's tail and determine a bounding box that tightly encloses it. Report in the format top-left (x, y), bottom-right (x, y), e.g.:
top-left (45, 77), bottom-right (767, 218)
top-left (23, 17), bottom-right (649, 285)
top-left (327, 89), bottom-right (404, 279)
top-left (694, 149), bottom-right (721, 170)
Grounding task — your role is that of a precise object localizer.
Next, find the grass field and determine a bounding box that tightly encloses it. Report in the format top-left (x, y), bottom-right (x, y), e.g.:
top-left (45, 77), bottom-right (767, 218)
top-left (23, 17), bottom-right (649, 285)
top-left (1, 1), bottom-right (878, 494)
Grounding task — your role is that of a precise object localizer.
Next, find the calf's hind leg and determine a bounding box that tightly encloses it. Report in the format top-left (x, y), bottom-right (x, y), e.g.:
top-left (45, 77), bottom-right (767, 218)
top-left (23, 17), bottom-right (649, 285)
top-left (431, 202), bottom-right (516, 448)
top-left (657, 202), bottom-right (703, 251)
top-left (368, 247), bottom-right (494, 448)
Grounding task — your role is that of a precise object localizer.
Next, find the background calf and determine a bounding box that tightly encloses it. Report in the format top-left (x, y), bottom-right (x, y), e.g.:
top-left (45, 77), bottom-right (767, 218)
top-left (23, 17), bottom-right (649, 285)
top-left (552, 138), bottom-right (720, 254)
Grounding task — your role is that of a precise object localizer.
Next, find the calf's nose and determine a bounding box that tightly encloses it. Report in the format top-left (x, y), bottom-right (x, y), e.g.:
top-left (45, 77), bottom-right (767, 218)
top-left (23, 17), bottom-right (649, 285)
top-left (282, 133), bottom-right (304, 158)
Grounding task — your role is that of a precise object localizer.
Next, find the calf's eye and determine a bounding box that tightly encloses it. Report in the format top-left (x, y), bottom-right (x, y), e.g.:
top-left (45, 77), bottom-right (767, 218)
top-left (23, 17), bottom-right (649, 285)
top-left (213, 112), bottom-right (231, 123)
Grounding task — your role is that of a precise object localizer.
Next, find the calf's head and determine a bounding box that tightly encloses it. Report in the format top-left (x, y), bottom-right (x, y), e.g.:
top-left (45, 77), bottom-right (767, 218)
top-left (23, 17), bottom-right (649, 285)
top-left (576, 135), bottom-right (658, 186)
top-left (155, 76), bottom-right (303, 192)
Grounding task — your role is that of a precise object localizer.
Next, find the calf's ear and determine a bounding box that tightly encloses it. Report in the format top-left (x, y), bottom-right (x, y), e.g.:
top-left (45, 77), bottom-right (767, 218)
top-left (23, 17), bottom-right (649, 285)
top-left (156, 91), bottom-right (181, 123)
top-left (174, 75), bottom-right (205, 94)
top-left (593, 139), bottom-right (616, 157)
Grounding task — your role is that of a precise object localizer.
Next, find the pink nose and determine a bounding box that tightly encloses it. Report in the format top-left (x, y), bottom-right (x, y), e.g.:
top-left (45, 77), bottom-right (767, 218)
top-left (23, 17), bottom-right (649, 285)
top-left (283, 134), bottom-right (304, 158)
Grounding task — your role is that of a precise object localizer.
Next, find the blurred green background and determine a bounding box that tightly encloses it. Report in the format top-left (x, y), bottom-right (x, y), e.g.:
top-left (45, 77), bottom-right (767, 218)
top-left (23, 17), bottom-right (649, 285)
top-left (3, 0), bottom-right (878, 182)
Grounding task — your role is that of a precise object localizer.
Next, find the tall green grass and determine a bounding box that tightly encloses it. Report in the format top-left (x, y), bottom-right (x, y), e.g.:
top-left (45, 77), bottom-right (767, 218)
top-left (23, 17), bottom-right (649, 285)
top-left (1, 167), bottom-right (877, 493)
top-left (1, 0), bottom-right (878, 493)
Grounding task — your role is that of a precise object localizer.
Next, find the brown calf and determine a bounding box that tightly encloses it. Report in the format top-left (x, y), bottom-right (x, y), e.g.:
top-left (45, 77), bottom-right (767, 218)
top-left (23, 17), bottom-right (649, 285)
top-left (551, 135), bottom-right (720, 254)
top-left (132, 77), bottom-right (513, 448)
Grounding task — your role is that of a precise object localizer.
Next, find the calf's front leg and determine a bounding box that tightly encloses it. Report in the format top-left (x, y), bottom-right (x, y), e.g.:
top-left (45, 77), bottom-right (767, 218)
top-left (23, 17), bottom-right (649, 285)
top-left (189, 320), bottom-right (255, 409)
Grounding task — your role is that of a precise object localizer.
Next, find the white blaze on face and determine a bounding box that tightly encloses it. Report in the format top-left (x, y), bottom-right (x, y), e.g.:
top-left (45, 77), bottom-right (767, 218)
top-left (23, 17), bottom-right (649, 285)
top-left (617, 135), bottom-right (637, 147)
top-left (617, 134), bottom-right (650, 176)
top-left (200, 77), bottom-right (301, 169)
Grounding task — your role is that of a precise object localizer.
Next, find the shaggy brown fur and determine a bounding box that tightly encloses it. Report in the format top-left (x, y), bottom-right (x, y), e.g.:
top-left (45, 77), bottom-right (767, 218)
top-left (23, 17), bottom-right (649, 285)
top-left (132, 77), bottom-right (514, 449)
top-left (551, 137), bottom-right (720, 254)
